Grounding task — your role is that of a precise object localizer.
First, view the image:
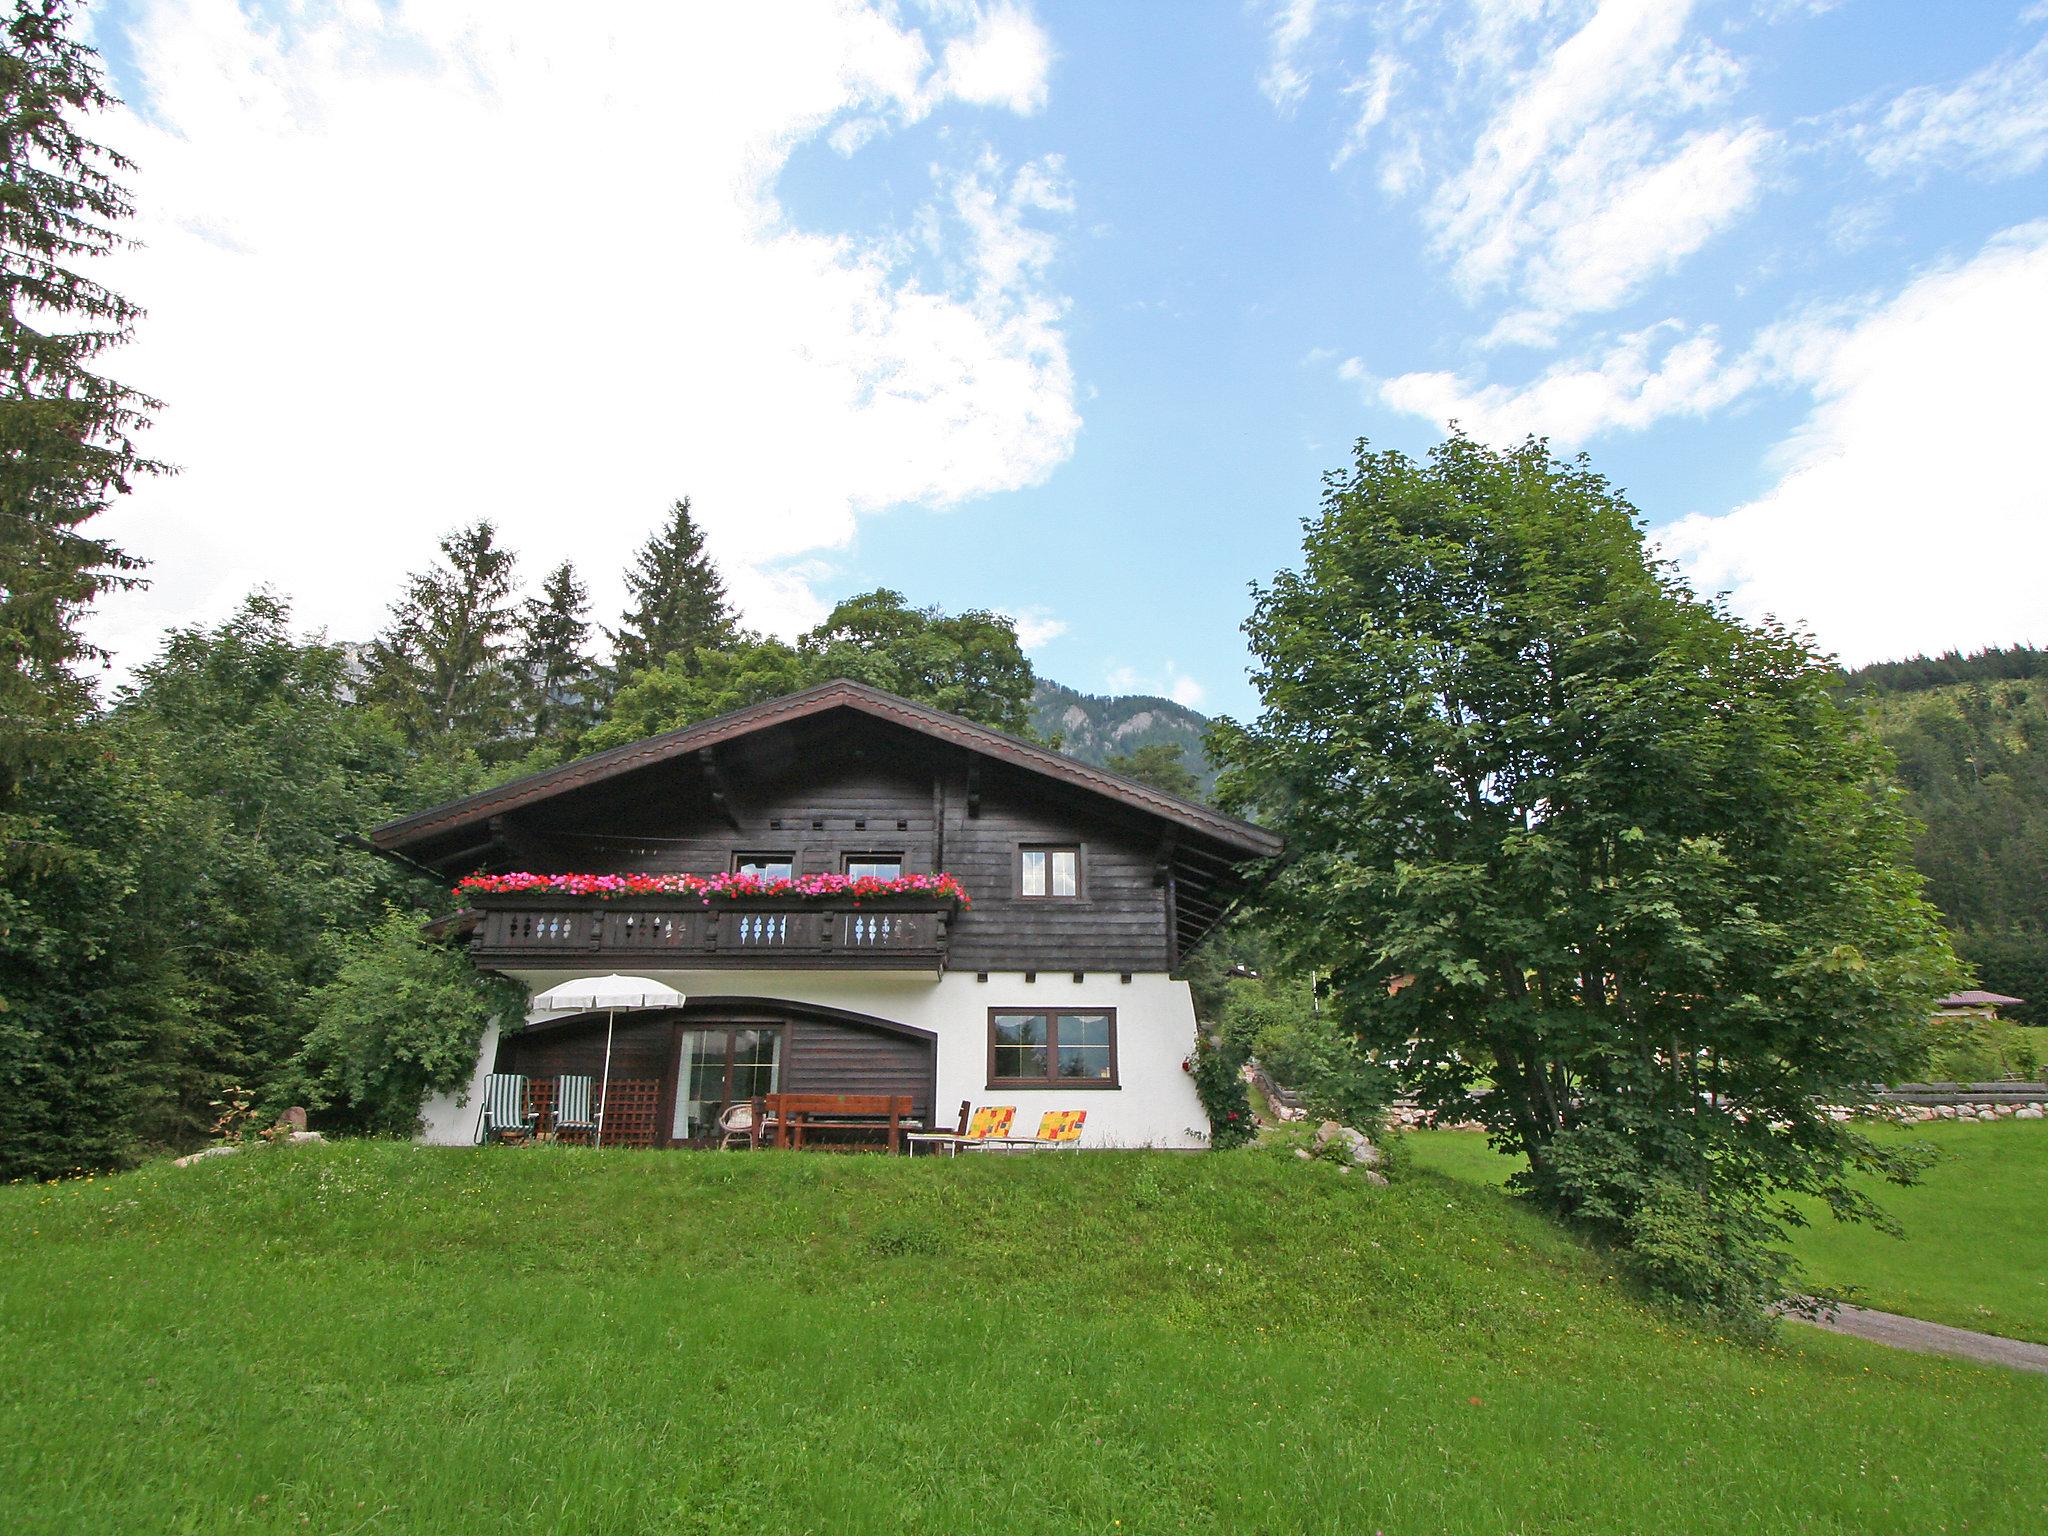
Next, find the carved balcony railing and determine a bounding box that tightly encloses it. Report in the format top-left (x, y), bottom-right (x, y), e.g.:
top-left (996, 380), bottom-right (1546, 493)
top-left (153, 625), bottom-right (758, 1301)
top-left (467, 894), bottom-right (954, 972)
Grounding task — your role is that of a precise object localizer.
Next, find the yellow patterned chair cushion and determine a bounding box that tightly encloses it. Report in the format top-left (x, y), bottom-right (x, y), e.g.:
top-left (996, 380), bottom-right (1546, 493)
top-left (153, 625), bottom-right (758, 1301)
top-left (966, 1106), bottom-right (1017, 1140)
top-left (1035, 1110), bottom-right (1087, 1144)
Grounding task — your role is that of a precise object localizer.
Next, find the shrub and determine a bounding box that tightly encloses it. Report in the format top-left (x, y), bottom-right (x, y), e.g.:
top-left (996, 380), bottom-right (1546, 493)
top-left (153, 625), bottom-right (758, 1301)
top-left (1224, 980), bottom-right (1392, 1130)
top-left (1187, 1030), bottom-right (1256, 1149)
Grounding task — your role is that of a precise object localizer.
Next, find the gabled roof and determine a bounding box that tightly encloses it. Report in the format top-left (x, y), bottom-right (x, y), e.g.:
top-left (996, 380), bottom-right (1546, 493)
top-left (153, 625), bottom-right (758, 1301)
top-left (368, 678), bottom-right (1282, 861)
top-left (1937, 990), bottom-right (2027, 1009)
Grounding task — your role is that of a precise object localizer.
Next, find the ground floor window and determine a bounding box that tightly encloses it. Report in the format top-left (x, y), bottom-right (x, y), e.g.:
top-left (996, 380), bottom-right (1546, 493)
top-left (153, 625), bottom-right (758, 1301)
top-left (987, 1008), bottom-right (1117, 1087)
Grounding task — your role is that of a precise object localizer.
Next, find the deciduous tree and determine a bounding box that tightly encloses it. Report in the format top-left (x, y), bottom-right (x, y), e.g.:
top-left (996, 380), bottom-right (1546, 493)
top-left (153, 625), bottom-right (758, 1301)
top-left (1212, 434), bottom-right (1962, 1320)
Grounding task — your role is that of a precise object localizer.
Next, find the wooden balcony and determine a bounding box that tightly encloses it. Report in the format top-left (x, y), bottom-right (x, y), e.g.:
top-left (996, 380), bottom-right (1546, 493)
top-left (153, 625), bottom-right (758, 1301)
top-left (467, 895), bottom-right (954, 972)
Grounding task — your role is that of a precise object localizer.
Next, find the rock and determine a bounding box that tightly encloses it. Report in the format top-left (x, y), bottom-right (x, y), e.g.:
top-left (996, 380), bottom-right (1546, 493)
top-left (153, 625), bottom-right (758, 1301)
top-left (287, 1130), bottom-right (325, 1144)
top-left (172, 1145), bottom-right (239, 1168)
top-left (1343, 1132), bottom-right (1382, 1167)
top-left (1361, 1170), bottom-right (1389, 1187)
top-left (1295, 1147), bottom-right (1315, 1161)
top-left (275, 1106), bottom-right (308, 1132)
top-left (2016, 1106), bottom-right (2043, 1120)
top-left (1315, 1120), bottom-right (1342, 1147)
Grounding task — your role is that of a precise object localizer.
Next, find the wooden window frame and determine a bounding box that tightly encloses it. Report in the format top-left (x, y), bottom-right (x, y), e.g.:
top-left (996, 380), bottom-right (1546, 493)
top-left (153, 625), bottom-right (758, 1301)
top-left (731, 851), bottom-right (797, 879)
top-left (985, 1006), bottom-right (1119, 1090)
top-left (841, 851), bottom-right (906, 880)
top-left (1015, 842), bottom-right (1083, 900)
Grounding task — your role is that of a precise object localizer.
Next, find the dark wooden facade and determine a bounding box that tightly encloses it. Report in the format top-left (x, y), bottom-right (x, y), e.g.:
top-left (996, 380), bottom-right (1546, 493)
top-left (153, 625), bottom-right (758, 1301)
top-left (494, 999), bottom-right (937, 1144)
top-left (376, 683), bottom-right (1277, 1142)
top-left (374, 680), bottom-right (1281, 975)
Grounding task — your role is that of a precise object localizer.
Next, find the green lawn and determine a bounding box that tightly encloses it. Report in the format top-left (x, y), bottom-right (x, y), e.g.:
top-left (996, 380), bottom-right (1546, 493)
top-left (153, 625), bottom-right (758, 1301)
top-left (1407, 1120), bottom-right (2048, 1344)
top-left (3, 1143), bottom-right (2044, 1534)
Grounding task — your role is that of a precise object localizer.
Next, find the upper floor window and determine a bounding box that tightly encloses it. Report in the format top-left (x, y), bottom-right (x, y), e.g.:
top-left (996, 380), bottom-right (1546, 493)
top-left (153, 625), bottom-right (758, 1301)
top-left (843, 853), bottom-right (904, 881)
top-left (1018, 844), bottom-right (1079, 898)
top-left (733, 852), bottom-right (795, 880)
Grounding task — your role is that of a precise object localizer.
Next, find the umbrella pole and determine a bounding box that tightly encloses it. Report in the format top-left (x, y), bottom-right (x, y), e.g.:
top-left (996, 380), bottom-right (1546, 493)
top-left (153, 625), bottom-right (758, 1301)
top-left (595, 1007), bottom-right (616, 1150)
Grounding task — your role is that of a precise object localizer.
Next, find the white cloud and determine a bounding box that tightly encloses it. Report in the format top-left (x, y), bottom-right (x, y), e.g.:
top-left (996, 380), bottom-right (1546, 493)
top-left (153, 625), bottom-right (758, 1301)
top-left (1005, 606), bottom-right (1067, 650)
top-left (1425, 0), bottom-right (1768, 322)
top-left (1364, 319), bottom-right (1770, 444)
top-left (1659, 222), bottom-right (2048, 665)
top-left (934, 1), bottom-right (1055, 114)
top-left (1863, 32), bottom-right (2048, 181)
top-left (85, 0), bottom-right (1074, 669)
top-left (1103, 663), bottom-right (1206, 710)
top-left (1259, 0), bottom-right (1329, 113)
top-left (1330, 52), bottom-right (1400, 169)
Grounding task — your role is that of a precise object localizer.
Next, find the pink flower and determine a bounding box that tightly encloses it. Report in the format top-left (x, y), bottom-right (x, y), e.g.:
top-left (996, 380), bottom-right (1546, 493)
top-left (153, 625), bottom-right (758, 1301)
top-left (455, 869), bottom-right (970, 909)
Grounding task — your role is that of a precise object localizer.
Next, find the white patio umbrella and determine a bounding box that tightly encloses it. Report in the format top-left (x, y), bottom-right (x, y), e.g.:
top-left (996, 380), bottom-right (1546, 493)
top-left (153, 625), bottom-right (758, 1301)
top-left (528, 974), bottom-right (686, 1148)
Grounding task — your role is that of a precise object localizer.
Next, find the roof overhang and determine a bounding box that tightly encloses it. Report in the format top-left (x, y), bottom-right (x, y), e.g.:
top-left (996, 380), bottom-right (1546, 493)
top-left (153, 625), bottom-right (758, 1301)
top-left (369, 678), bottom-right (1280, 866)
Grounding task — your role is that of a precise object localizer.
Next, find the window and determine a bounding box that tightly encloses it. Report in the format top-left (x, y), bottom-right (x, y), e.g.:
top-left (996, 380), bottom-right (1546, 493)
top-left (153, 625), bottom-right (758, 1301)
top-left (732, 852), bottom-right (795, 880)
top-left (843, 853), bottom-right (903, 881)
top-left (988, 1009), bottom-right (1117, 1087)
top-left (1018, 844), bottom-right (1079, 898)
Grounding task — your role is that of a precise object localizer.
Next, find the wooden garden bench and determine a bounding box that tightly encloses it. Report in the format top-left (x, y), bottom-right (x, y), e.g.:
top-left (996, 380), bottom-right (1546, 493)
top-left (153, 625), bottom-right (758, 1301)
top-left (758, 1092), bottom-right (914, 1152)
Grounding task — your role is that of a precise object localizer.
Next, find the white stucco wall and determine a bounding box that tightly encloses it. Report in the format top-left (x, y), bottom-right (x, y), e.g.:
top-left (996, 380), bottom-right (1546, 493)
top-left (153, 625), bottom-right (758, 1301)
top-left (417, 970), bottom-right (1211, 1149)
top-left (417, 1016), bottom-right (501, 1145)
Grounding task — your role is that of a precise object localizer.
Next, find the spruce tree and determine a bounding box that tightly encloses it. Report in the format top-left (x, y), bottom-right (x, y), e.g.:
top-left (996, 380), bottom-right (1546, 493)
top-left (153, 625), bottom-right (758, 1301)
top-left (607, 497), bottom-right (735, 684)
top-left (365, 521), bottom-right (520, 752)
top-left (0, 0), bottom-right (164, 815)
top-left (514, 560), bottom-right (596, 752)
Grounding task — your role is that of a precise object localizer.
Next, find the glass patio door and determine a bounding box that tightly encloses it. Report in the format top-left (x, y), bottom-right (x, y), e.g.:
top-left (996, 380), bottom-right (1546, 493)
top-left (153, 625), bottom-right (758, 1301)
top-left (671, 1026), bottom-right (782, 1143)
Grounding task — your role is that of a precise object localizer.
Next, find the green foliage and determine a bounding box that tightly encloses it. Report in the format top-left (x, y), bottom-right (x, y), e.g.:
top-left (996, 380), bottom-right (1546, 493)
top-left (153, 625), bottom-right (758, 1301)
top-left (1847, 674), bottom-right (2048, 1024)
top-left (1840, 644), bottom-right (2044, 695)
top-left (1922, 1010), bottom-right (2042, 1082)
top-left (511, 560), bottom-right (597, 754)
top-left (295, 909), bottom-right (522, 1136)
top-left (592, 589), bottom-right (1038, 747)
top-left (1223, 978), bottom-right (1392, 1129)
top-left (1213, 433), bottom-right (1963, 1322)
top-left (605, 497), bottom-right (737, 685)
top-left (804, 588), bottom-right (1036, 736)
top-left (0, 740), bottom-right (200, 1178)
top-left (588, 636), bottom-right (819, 749)
top-left (1104, 741), bottom-right (1201, 798)
top-left (363, 521), bottom-right (521, 755)
top-left (1186, 1027), bottom-right (1255, 1148)
top-left (0, 0), bottom-right (163, 817)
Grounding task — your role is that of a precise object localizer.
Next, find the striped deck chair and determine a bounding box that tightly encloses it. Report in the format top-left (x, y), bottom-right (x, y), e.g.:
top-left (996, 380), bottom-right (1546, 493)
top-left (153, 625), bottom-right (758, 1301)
top-left (553, 1075), bottom-right (596, 1141)
top-left (479, 1072), bottom-right (537, 1143)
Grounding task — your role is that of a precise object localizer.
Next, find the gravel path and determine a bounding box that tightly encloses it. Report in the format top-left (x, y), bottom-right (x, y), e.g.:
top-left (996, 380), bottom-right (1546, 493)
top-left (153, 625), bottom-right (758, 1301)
top-left (1785, 1302), bottom-right (2048, 1374)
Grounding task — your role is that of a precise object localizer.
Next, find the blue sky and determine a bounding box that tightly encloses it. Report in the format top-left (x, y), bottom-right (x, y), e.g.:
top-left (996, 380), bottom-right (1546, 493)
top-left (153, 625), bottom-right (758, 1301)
top-left (88, 1), bottom-right (2048, 720)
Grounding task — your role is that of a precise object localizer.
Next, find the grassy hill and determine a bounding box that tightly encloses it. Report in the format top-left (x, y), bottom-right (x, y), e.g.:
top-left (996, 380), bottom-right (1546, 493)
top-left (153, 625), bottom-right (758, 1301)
top-left (4, 1143), bottom-right (2043, 1533)
top-left (1410, 1119), bottom-right (2048, 1345)
top-left (1033, 680), bottom-right (1216, 792)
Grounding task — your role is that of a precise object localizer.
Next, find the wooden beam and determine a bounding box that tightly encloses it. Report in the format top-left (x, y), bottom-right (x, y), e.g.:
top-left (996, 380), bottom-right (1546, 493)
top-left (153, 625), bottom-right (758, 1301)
top-left (965, 760), bottom-right (981, 819)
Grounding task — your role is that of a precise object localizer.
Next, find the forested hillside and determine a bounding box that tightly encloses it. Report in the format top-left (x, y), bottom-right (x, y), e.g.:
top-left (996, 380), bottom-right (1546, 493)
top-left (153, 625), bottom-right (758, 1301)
top-left (1031, 680), bottom-right (1215, 792)
top-left (1843, 648), bottom-right (2048, 1022)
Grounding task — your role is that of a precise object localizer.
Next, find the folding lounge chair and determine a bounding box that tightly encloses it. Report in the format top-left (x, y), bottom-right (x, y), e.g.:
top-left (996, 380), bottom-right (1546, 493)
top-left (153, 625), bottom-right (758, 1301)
top-left (478, 1072), bottom-right (538, 1143)
top-left (905, 1103), bottom-right (1016, 1156)
top-left (553, 1074), bottom-right (597, 1142)
top-left (982, 1109), bottom-right (1087, 1151)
